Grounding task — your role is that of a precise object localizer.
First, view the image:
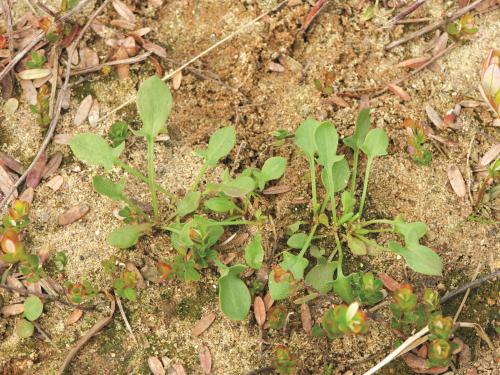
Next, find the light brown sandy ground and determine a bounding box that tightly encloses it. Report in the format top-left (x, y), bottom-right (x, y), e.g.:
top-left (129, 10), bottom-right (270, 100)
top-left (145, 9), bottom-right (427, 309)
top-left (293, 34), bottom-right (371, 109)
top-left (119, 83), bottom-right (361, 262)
top-left (0, 0), bottom-right (498, 374)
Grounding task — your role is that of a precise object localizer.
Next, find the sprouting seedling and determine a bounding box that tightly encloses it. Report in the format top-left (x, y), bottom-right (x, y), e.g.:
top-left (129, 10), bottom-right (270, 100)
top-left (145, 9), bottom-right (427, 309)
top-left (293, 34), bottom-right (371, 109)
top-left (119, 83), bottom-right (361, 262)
top-left (108, 121), bottom-right (128, 147)
top-left (447, 13), bottom-right (478, 39)
top-left (272, 345), bottom-right (297, 375)
top-left (30, 84), bottom-right (50, 127)
top-left (403, 118), bottom-right (432, 166)
top-left (319, 302), bottom-right (368, 339)
top-left (26, 51), bottom-right (46, 69)
top-left (14, 296), bottom-right (44, 338)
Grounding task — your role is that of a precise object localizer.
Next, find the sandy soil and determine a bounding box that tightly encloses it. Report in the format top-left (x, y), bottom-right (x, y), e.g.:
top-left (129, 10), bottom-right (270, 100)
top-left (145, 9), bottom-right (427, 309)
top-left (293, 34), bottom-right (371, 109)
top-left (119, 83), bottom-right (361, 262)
top-left (0, 0), bottom-right (498, 374)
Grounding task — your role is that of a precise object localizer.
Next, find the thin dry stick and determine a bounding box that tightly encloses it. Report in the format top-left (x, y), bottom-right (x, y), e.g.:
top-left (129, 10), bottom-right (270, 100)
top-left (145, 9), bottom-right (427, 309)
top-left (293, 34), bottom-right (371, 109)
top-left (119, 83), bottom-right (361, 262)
top-left (385, 0), bottom-right (487, 50)
top-left (48, 45), bottom-right (60, 118)
top-left (33, 320), bottom-right (57, 348)
top-left (465, 131), bottom-right (477, 205)
top-left (70, 52), bottom-right (152, 76)
top-left (384, 0), bottom-right (427, 27)
top-left (98, 0), bottom-right (291, 123)
top-left (0, 0), bottom-right (109, 212)
top-left (115, 295), bottom-right (137, 344)
top-left (453, 262), bottom-right (482, 323)
top-left (1, 0), bottom-right (14, 54)
top-left (0, 0), bottom-right (93, 82)
top-left (441, 268), bottom-right (500, 303)
top-left (57, 293), bottom-right (116, 375)
top-left (396, 17), bottom-right (433, 24)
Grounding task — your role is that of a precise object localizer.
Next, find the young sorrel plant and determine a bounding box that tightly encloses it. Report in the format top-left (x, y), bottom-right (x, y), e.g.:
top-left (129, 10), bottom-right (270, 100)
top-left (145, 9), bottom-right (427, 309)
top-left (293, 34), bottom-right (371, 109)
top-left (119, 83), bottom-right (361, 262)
top-left (269, 109), bottom-right (442, 306)
top-left (69, 76), bottom-right (287, 320)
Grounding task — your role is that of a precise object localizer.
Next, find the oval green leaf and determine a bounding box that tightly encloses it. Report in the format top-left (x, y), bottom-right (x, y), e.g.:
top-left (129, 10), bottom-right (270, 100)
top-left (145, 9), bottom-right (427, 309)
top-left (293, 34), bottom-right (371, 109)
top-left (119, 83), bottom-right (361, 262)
top-left (244, 234), bottom-right (264, 270)
top-left (136, 76), bottom-right (172, 139)
top-left (360, 128), bottom-right (389, 158)
top-left (107, 223), bottom-right (152, 249)
top-left (69, 133), bottom-right (124, 171)
top-left (92, 176), bottom-right (125, 201)
top-left (23, 296), bottom-right (43, 321)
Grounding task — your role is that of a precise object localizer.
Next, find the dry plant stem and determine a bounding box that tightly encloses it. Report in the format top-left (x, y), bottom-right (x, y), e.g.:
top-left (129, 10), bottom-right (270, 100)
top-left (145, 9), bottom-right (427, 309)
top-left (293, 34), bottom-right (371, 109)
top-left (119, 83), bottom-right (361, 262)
top-left (115, 295), bottom-right (137, 343)
top-left (1, 0), bottom-right (14, 54)
top-left (0, 0), bottom-right (109, 212)
top-left (98, 0), bottom-right (291, 123)
top-left (49, 45), bottom-right (60, 118)
top-left (453, 262), bottom-right (482, 323)
top-left (441, 268), bottom-right (500, 303)
top-left (466, 132), bottom-right (477, 205)
top-left (384, 0), bottom-right (426, 28)
top-left (363, 326), bottom-right (429, 375)
top-left (396, 17), bottom-right (433, 24)
top-left (57, 293), bottom-right (116, 375)
top-left (33, 321), bottom-right (56, 347)
top-left (0, 283), bottom-right (94, 311)
top-left (385, 0), bottom-right (487, 50)
top-left (70, 52), bottom-right (152, 76)
top-left (0, 0), bottom-right (93, 82)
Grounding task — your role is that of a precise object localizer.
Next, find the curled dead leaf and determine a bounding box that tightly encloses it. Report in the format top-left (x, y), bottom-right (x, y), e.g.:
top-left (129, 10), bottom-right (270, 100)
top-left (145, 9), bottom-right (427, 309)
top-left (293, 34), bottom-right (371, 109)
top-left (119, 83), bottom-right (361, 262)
top-left (66, 308), bottom-right (83, 325)
top-left (263, 185), bottom-right (291, 195)
top-left (378, 272), bottom-right (401, 292)
top-left (254, 296), bottom-right (266, 328)
top-left (2, 304), bottom-right (24, 316)
top-left (264, 291), bottom-right (274, 311)
top-left (58, 204), bottom-right (90, 225)
top-left (112, 0), bottom-right (136, 23)
top-left (396, 55), bottom-right (431, 69)
top-left (46, 175), bottom-right (64, 192)
top-left (447, 165), bottom-right (467, 198)
top-left (191, 312), bottom-right (216, 336)
top-left (425, 105), bottom-right (444, 129)
top-left (0, 152), bottom-right (24, 175)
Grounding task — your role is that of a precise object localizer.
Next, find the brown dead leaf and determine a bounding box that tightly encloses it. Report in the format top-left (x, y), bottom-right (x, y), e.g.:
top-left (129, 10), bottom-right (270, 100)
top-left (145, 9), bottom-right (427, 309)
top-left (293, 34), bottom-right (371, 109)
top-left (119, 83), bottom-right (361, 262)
top-left (199, 344), bottom-right (211, 374)
top-left (254, 296), bottom-right (266, 327)
top-left (402, 353), bottom-right (448, 374)
top-left (300, 303), bottom-right (312, 334)
top-left (113, 47), bottom-right (130, 80)
top-left (268, 62), bottom-right (285, 72)
top-left (396, 55), bottom-right (431, 69)
top-left (74, 95), bottom-right (93, 126)
top-left (53, 134), bottom-right (72, 145)
top-left (58, 204), bottom-right (90, 225)
top-left (264, 291), bottom-right (274, 311)
top-left (172, 70), bottom-right (182, 90)
top-left (459, 100), bottom-right (482, 108)
top-left (378, 272), bottom-right (401, 292)
top-left (26, 153), bottom-right (47, 189)
top-left (425, 105), bottom-right (444, 128)
top-left (447, 165), bottom-right (467, 198)
top-left (324, 95), bottom-right (350, 108)
top-left (142, 40), bottom-right (167, 59)
top-left (417, 343), bottom-right (428, 359)
top-left (126, 262), bottom-right (146, 289)
top-left (479, 144), bottom-right (500, 166)
top-left (130, 27), bottom-right (151, 37)
top-left (19, 187), bottom-right (34, 204)
top-left (112, 0), bottom-right (136, 23)
top-left (148, 357), bottom-right (165, 375)
top-left (42, 152), bottom-right (63, 179)
top-left (149, 0), bottom-right (163, 7)
top-left (191, 312), bottom-right (216, 336)
top-left (46, 175), bottom-right (63, 192)
top-left (2, 304), bottom-right (24, 316)
top-left (79, 47), bottom-right (99, 68)
top-left (6, 275), bottom-right (25, 290)
top-left (387, 83), bottom-right (411, 101)
top-left (18, 68), bottom-right (51, 80)
top-left (172, 364), bottom-right (186, 375)
top-left (19, 79), bottom-right (37, 105)
top-left (0, 152), bottom-right (24, 175)
top-left (0, 165), bottom-right (17, 200)
top-left (88, 99), bottom-right (100, 127)
top-left (432, 32), bottom-right (448, 56)
top-left (263, 185), bottom-right (291, 195)
top-left (303, 0), bottom-right (327, 31)
top-left (110, 19), bottom-right (136, 30)
top-left (66, 309), bottom-right (83, 325)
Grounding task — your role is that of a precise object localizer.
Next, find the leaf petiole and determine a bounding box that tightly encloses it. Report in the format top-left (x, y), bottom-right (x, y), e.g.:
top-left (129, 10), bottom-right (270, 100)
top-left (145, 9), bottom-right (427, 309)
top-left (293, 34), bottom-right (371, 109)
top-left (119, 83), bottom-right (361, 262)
top-left (147, 138), bottom-right (159, 221)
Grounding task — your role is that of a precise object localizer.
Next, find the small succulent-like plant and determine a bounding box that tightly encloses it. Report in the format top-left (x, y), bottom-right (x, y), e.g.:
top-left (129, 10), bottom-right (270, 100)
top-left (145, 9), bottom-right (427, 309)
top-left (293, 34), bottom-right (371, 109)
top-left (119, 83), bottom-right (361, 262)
top-left (403, 118), bottom-right (432, 166)
top-left (447, 14), bottom-right (478, 39)
top-left (272, 345), bottom-right (297, 375)
top-left (319, 302), bottom-right (368, 339)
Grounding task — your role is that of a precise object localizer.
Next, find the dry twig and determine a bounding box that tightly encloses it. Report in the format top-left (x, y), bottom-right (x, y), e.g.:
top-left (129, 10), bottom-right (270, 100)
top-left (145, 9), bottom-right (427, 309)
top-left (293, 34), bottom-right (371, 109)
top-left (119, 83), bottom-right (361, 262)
top-left (116, 295), bottom-right (137, 344)
top-left (70, 52), bottom-right (152, 76)
top-left (384, 0), bottom-right (427, 28)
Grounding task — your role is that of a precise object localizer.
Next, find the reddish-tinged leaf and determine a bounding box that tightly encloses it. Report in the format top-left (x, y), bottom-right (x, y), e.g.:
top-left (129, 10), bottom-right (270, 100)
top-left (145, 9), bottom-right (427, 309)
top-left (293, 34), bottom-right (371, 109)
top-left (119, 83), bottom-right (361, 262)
top-left (74, 95), bottom-right (93, 126)
top-left (66, 309), bottom-right (83, 325)
top-left (42, 152), bottom-right (63, 179)
top-left (0, 152), bottom-right (25, 175)
top-left (113, 47), bottom-right (130, 80)
top-left (300, 303), bottom-right (312, 334)
top-left (112, 0), bottom-right (136, 23)
top-left (254, 296), bottom-right (266, 327)
top-left (61, 26), bottom-right (81, 48)
top-left (26, 153), bottom-right (47, 188)
top-left (130, 27), bottom-right (151, 37)
top-left (199, 344), bottom-right (212, 374)
top-left (417, 343), bottom-right (428, 358)
top-left (264, 291), bottom-right (274, 311)
top-left (192, 312), bottom-right (216, 336)
top-left (387, 83), bottom-right (411, 101)
top-left (263, 185), bottom-right (291, 195)
top-left (126, 262), bottom-right (146, 289)
top-left (148, 357), bottom-right (165, 375)
top-left (378, 272), bottom-right (401, 292)
top-left (2, 304), bottom-right (24, 316)
top-left (452, 337), bottom-right (464, 354)
top-left (447, 165), bottom-right (467, 198)
top-left (396, 56), bottom-right (431, 69)
top-left (432, 32), bottom-right (448, 56)
top-left (58, 204), bottom-right (90, 225)
top-left (0, 165), bottom-right (17, 199)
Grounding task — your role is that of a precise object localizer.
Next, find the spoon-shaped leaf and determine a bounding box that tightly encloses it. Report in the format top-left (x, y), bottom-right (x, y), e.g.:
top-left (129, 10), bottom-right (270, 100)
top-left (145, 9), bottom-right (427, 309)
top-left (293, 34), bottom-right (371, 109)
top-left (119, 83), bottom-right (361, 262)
top-left (305, 257), bottom-right (337, 294)
top-left (344, 108), bottom-right (370, 151)
top-left (107, 223), bottom-right (152, 248)
top-left (360, 128), bottom-right (389, 158)
top-left (136, 76), bottom-right (172, 139)
top-left (218, 264), bottom-right (251, 320)
top-left (280, 251), bottom-right (309, 280)
top-left (217, 176), bottom-right (255, 197)
top-left (388, 242), bottom-right (442, 276)
top-left (23, 296), bottom-right (43, 321)
top-left (320, 158), bottom-right (350, 193)
top-left (294, 118), bottom-right (321, 159)
top-left (268, 269), bottom-right (294, 300)
top-left (331, 272), bottom-right (354, 303)
top-left (245, 234), bottom-right (264, 270)
top-left (315, 121), bottom-right (343, 168)
top-left (69, 133), bottom-right (124, 171)
top-left (176, 191), bottom-right (201, 218)
top-left (92, 176), bottom-right (125, 201)
top-left (196, 126), bottom-right (236, 167)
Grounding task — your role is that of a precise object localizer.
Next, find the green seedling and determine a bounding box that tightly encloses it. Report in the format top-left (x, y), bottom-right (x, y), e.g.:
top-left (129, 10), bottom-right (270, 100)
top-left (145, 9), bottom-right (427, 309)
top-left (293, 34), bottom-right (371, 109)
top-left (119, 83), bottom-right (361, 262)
top-left (270, 109), bottom-right (442, 307)
top-left (108, 121), bottom-right (129, 147)
top-left (114, 270), bottom-right (138, 302)
top-left (65, 280), bottom-right (97, 304)
top-left (272, 345), bottom-right (297, 375)
top-left (268, 304), bottom-right (287, 330)
top-left (404, 118), bottom-right (432, 166)
top-left (14, 296), bottom-right (44, 338)
top-left (54, 251), bottom-right (68, 271)
top-left (26, 52), bottom-right (46, 69)
top-left (30, 84), bottom-right (50, 127)
top-left (447, 14), bottom-right (478, 39)
top-left (427, 315), bottom-right (457, 368)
